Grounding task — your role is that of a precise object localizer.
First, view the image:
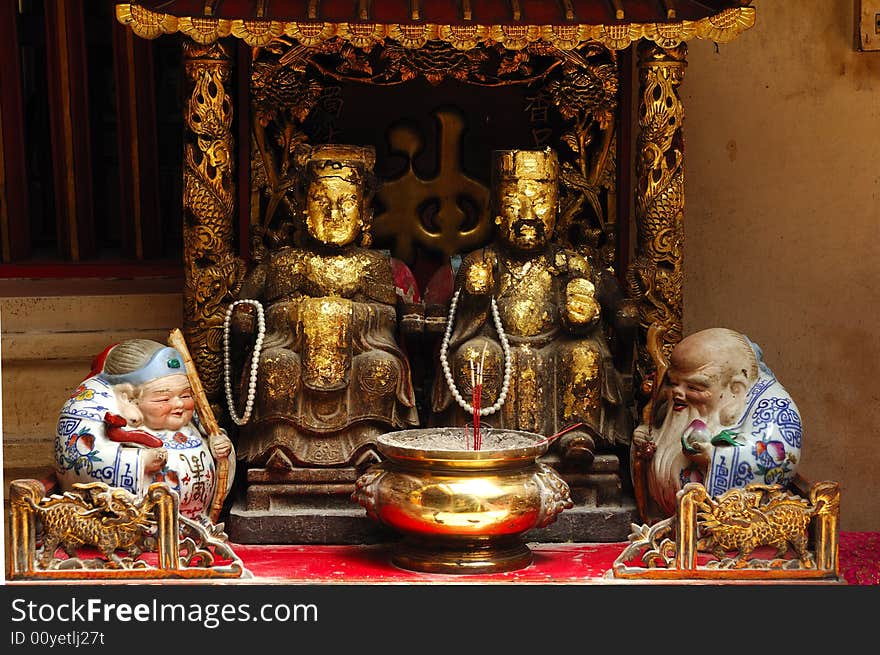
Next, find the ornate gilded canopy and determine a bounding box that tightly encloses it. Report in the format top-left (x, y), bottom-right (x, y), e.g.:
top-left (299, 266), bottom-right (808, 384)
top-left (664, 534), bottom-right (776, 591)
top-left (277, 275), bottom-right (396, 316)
top-left (117, 1), bottom-right (755, 49)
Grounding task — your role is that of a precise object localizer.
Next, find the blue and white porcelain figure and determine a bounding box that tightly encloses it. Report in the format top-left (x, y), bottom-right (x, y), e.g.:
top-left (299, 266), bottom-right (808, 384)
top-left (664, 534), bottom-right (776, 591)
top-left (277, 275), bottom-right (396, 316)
top-left (633, 327), bottom-right (802, 520)
top-left (54, 339), bottom-right (235, 524)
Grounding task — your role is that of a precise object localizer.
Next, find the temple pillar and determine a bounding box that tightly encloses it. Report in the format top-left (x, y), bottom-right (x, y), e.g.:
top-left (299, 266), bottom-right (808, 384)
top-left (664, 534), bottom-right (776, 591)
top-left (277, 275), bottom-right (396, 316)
top-left (181, 38), bottom-right (243, 415)
top-left (629, 41), bottom-right (687, 361)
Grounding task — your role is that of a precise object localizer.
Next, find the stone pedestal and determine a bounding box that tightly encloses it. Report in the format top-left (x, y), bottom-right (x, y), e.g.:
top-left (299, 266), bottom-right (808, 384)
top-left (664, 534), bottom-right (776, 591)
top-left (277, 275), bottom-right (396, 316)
top-left (527, 452), bottom-right (640, 542)
top-left (227, 466), bottom-right (394, 544)
top-left (227, 455), bottom-right (638, 544)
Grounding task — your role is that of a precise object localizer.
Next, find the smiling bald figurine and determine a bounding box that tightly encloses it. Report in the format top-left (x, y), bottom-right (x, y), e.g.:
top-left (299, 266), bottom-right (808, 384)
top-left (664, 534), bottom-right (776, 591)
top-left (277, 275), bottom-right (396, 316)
top-left (55, 339), bottom-right (235, 525)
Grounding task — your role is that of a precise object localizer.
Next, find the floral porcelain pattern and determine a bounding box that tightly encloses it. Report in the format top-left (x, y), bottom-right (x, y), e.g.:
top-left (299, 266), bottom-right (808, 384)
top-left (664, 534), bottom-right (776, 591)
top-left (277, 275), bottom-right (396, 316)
top-left (705, 368), bottom-right (802, 497)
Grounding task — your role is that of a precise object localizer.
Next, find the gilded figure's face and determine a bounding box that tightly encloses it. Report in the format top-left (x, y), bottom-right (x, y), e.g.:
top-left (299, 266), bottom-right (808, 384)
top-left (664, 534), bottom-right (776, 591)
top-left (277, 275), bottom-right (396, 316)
top-left (306, 170), bottom-right (362, 247)
top-left (495, 178), bottom-right (557, 252)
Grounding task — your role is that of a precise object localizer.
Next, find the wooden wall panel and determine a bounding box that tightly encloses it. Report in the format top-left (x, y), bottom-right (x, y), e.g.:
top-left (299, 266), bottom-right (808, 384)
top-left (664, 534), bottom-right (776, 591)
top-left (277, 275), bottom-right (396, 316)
top-left (112, 21), bottom-right (162, 260)
top-left (0, 1), bottom-right (31, 262)
top-left (43, 0), bottom-right (95, 260)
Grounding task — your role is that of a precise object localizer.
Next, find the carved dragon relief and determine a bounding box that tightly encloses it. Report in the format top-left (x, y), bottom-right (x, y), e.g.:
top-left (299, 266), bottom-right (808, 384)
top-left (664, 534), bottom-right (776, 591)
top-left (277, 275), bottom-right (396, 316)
top-left (612, 481), bottom-right (842, 580)
top-left (627, 42), bottom-right (686, 393)
top-left (8, 479), bottom-right (250, 579)
top-left (182, 40), bottom-right (245, 414)
top-left (24, 482), bottom-right (159, 569)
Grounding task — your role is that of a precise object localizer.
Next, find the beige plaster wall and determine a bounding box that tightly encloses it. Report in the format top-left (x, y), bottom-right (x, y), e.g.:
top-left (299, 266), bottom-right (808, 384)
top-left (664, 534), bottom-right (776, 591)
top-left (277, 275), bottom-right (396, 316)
top-left (681, 0), bottom-right (880, 530)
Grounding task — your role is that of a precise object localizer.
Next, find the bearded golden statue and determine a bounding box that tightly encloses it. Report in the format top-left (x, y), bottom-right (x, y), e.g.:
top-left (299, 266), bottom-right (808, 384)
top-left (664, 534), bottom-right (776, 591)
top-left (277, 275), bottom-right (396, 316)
top-left (227, 144), bottom-right (419, 472)
top-left (432, 148), bottom-right (631, 463)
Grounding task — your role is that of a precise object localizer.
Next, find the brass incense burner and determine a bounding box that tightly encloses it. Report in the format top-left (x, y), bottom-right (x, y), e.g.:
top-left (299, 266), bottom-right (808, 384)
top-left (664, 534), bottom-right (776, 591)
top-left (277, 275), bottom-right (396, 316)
top-left (353, 428), bottom-right (572, 574)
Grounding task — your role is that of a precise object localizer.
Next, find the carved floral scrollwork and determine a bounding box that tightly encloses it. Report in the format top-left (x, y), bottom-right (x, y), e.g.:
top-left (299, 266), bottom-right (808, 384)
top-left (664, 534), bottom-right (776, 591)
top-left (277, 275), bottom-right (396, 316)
top-left (378, 41), bottom-right (494, 85)
top-left (116, 5), bottom-right (756, 51)
top-left (305, 39), bottom-right (561, 87)
top-left (249, 40), bottom-right (327, 238)
top-left (546, 44), bottom-right (618, 257)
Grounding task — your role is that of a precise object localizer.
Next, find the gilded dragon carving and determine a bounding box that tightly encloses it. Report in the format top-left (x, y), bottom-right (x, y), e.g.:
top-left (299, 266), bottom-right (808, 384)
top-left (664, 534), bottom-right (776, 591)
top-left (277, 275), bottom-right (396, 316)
top-left (627, 42), bottom-right (686, 378)
top-left (24, 482), bottom-right (158, 569)
top-left (694, 482), bottom-right (840, 568)
top-left (182, 40), bottom-right (244, 414)
top-left (8, 479), bottom-right (250, 579)
top-left (612, 481), bottom-right (842, 580)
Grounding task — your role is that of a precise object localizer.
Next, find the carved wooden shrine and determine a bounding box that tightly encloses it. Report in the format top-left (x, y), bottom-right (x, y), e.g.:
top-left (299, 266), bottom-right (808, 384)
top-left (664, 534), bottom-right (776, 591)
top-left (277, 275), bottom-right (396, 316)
top-left (112, 1), bottom-right (758, 545)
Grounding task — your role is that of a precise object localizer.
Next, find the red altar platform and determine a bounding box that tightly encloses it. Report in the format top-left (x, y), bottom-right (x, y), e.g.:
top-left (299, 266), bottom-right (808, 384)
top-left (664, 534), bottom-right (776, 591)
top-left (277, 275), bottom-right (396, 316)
top-left (227, 532), bottom-right (880, 585)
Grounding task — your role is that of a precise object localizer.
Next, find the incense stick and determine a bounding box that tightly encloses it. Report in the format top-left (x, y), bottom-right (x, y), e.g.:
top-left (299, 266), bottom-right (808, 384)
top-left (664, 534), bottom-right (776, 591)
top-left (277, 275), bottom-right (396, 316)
top-left (537, 422), bottom-right (585, 446)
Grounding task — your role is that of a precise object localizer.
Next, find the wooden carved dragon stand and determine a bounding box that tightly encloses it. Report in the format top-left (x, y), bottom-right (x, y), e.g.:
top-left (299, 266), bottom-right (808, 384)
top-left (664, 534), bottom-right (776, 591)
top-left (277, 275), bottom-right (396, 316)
top-left (611, 480), bottom-right (842, 582)
top-left (8, 480), bottom-right (251, 581)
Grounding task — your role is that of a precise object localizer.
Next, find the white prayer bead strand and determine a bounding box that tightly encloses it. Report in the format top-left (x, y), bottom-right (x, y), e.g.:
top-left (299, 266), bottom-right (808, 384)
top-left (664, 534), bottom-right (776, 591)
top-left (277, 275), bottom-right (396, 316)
top-left (223, 299), bottom-right (266, 426)
top-left (439, 289), bottom-right (511, 417)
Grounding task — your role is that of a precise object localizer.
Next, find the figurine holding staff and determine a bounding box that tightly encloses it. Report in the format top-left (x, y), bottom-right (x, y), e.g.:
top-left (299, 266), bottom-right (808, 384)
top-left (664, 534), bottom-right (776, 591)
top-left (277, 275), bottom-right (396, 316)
top-left (54, 334), bottom-right (235, 526)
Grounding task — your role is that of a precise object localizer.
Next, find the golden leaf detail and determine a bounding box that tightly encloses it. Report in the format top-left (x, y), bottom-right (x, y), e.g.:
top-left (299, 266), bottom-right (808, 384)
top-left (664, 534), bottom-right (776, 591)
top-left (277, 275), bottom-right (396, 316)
top-left (561, 132), bottom-right (580, 154)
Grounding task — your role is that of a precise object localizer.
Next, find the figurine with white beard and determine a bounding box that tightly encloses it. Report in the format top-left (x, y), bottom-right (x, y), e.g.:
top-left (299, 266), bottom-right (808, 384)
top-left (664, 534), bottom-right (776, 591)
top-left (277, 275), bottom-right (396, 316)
top-left (633, 328), bottom-right (803, 521)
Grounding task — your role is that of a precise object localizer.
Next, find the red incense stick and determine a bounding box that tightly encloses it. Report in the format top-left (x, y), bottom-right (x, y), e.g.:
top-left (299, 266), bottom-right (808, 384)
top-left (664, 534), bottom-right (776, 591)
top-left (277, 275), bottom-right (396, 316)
top-left (474, 343), bottom-right (489, 450)
top-left (473, 383), bottom-right (482, 450)
top-left (537, 422), bottom-right (585, 446)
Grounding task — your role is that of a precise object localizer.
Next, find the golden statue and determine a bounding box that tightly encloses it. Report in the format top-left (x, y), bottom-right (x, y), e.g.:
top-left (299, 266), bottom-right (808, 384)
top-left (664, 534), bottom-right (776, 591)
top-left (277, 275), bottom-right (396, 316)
top-left (432, 148), bottom-right (631, 462)
top-left (228, 144), bottom-right (419, 472)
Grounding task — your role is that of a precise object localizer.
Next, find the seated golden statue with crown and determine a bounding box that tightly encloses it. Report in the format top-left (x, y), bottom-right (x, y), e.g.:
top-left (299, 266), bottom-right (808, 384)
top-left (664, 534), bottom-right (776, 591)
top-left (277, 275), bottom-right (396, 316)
top-left (227, 144), bottom-right (419, 473)
top-left (431, 148), bottom-right (631, 462)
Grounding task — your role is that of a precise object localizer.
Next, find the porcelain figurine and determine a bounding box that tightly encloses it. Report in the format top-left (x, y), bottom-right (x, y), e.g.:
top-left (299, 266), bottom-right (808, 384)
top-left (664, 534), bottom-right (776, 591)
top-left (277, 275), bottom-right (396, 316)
top-left (54, 339), bottom-right (235, 524)
top-left (634, 327), bottom-right (803, 519)
top-left (431, 147), bottom-right (631, 462)
top-left (228, 144), bottom-right (419, 471)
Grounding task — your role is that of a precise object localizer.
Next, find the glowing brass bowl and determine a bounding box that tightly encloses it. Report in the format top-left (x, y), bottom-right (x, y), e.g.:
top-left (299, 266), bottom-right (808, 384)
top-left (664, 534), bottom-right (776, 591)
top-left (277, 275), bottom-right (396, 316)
top-left (352, 428), bottom-right (573, 574)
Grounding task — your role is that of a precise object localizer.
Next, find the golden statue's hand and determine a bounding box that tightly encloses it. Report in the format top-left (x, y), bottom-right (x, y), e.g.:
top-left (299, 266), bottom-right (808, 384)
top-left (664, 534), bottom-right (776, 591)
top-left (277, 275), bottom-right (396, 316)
top-left (565, 278), bottom-right (600, 325)
top-left (465, 261), bottom-right (494, 295)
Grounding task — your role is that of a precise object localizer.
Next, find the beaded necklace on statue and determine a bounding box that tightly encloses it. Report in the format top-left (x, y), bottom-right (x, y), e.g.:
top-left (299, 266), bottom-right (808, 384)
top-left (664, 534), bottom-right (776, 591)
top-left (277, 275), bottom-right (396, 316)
top-left (439, 288), bottom-right (512, 416)
top-left (222, 299), bottom-right (266, 426)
